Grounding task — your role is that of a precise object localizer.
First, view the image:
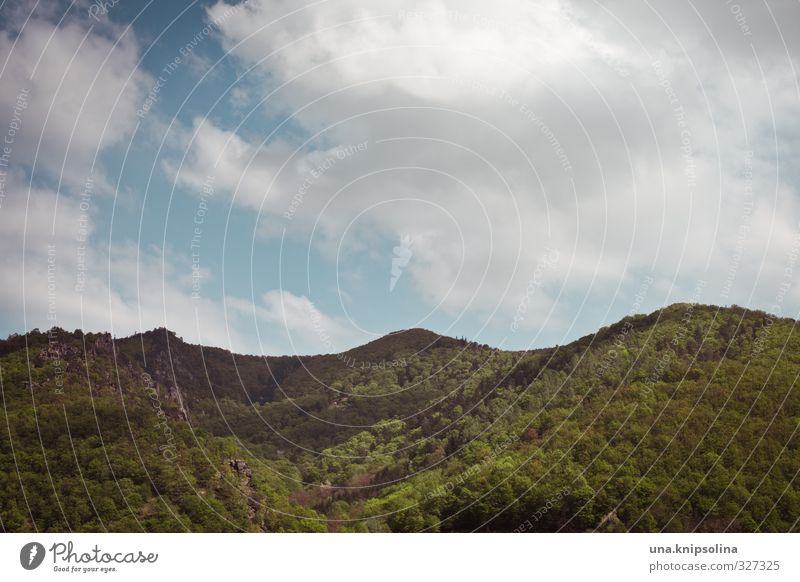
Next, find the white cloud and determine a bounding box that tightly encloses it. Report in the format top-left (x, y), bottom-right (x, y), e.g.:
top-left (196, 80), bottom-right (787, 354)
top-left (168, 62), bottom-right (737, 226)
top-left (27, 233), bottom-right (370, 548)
top-left (0, 16), bottom-right (151, 192)
top-left (0, 171), bottom-right (251, 351)
top-left (227, 289), bottom-right (363, 355)
top-left (0, 13), bottom-right (252, 350)
top-left (166, 117), bottom-right (291, 212)
top-left (2, 1), bottom-right (798, 354)
top-left (189, 0), bottom-right (800, 340)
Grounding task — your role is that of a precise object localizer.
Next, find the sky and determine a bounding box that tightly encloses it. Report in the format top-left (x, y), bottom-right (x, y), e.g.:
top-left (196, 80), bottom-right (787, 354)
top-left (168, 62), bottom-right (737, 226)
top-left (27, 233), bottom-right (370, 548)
top-left (0, 0), bottom-right (799, 356)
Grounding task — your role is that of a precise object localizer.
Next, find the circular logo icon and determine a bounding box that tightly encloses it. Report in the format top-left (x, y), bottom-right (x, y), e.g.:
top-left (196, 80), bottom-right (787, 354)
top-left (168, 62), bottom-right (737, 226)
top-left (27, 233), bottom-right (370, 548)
top-left (20, 542), bottom-right (46, 570)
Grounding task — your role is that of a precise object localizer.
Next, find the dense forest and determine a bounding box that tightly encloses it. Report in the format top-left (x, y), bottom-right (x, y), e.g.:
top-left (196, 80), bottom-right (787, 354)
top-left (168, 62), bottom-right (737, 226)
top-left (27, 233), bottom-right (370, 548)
top-left (0, 303), bottom-right (798, 532)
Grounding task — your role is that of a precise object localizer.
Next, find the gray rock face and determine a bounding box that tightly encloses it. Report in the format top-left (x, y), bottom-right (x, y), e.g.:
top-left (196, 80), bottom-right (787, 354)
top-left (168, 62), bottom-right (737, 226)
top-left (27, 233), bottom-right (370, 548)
top-left (229, 459), bottom-right (257, 521)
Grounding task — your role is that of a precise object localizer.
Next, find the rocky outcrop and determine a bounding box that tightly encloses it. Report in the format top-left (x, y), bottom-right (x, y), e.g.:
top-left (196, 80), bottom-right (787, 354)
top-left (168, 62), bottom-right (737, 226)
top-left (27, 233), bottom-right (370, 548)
top-left (150, 351), bottom-right (189, 421)
top-left (597, 510), bottom-right (621, 530)
top-left (230, 459), bottom-right (253, 480)
top-left (229, 459), bottom-right (258, 521)
top-left (91, 333), bottom-right (114, 355)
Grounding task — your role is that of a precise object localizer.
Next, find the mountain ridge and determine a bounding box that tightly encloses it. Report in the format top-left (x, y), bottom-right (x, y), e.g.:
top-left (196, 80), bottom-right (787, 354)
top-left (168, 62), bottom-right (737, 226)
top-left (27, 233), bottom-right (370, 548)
top-left (8, 301), bottom-right (789, 360)
top-left (1, 302), bottom-right (798, 532)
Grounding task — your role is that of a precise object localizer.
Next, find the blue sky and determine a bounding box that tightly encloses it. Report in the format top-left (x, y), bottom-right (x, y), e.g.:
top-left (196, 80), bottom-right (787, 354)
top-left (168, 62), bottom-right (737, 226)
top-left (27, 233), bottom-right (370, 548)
top-left (1, 0), bottom-right (799, 355)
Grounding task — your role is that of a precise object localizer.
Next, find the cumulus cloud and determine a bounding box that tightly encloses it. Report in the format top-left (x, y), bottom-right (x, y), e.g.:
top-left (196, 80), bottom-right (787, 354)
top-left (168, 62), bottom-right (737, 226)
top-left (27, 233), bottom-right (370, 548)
top-left (5, 0), bottom-right (800, 354)
top-left (0, 10), bottom-right (245, 349)
top-left (166, 116), bottom-right (290, 212)
top-left (174, 0), bottom-right (800, 342)
top-left (0, 16), bottom-right (151, 192)
top-left (227, 289), bottom-right (363, 355)
top-left (0, 171), bottom-right (252, 351)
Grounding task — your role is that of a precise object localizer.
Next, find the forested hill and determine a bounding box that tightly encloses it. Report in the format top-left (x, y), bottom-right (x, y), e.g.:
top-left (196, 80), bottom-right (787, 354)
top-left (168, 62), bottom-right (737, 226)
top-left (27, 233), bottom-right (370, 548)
top-left (1, 303), bottom-right (798, 532)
